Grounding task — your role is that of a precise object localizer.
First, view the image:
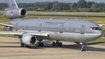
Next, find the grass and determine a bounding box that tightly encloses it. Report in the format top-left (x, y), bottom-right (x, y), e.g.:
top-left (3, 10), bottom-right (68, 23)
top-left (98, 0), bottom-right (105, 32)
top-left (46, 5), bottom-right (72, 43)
top-left (0, 11), bottom-right (105, 45)
top-left (0, 15), bottom-right (11, 24)
top-left (0, 11), bottom-right (4, 14)
top-left (27, 11), bottom-right (105, 16)
top-left (0, 11), bottom-right (105, 16)
top-left (88, 37), bottom-right (105, 45)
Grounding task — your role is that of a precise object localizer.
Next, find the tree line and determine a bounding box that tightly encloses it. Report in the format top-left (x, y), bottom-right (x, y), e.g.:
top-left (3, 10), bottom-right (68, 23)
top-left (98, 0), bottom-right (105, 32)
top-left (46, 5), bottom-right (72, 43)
top-left (0, 0), bottom-right (105, 12)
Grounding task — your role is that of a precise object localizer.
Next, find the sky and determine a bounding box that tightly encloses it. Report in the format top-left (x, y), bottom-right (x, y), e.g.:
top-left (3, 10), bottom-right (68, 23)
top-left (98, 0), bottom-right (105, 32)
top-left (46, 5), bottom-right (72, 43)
top-left (0, 0), bottom-right (105, 3)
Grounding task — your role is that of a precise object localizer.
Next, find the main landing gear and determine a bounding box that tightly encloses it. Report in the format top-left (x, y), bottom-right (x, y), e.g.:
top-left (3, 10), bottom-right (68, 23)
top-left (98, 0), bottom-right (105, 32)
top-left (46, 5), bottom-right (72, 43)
top-left (52, 40), bottom-right (62, 47)
top-left (37, 39), bottom-right (44, 47)
top-left (21, 43), bottom-right (31, 48)
top-left (37, 42), bottom-right (44, 47)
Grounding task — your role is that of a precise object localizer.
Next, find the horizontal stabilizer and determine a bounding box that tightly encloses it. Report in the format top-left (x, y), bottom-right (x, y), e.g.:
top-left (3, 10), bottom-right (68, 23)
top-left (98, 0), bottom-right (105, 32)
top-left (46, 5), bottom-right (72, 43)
top-left (0, 23), bottom-right (14, 27)
top-left (0, 31), bottom-right (22, 35)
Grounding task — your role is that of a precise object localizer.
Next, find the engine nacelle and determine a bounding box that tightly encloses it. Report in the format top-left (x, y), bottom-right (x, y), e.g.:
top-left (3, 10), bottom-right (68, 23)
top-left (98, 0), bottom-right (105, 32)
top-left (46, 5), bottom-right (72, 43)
top-left (4, 8), bottom-right (27, 19)
top-left (22, 35), bottom-right (37, 46)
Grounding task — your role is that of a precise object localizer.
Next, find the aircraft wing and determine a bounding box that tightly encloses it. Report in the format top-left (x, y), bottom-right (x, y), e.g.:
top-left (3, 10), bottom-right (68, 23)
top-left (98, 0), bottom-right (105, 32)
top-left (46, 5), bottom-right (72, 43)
top-left (0, 31), bottom-right (48, 37)
top-left (0, 23), bottom-right (14, 27)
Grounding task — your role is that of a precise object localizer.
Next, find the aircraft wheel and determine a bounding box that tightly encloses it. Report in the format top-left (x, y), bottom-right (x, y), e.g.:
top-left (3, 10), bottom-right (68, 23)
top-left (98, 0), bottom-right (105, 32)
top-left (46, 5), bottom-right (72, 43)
top-left (25, 45), bottom-right (31, 48)
top-left (81, 48), bottom-right (85, 51)
top-left (52, 42), bottom-right (62, 47)
top-left (56, 42), bottom-right (62, 47)
top-left (41, 42), bottom-right (44, 47)
top-left (21, 43), bottom-right (24, 47)
top-left (59, 42), bottom-right (62, 47)
top-left (37, 42), bottom-right (44, 47)
top-left (52, 42), bottom-right (56, 46)
top-left (37, 43), bottom-right (41, 47)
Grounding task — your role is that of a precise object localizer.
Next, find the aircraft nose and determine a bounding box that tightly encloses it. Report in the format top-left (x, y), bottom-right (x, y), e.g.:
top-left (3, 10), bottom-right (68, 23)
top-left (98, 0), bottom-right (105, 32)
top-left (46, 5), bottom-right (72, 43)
top-left (96, 30), bottom-right (103, 38)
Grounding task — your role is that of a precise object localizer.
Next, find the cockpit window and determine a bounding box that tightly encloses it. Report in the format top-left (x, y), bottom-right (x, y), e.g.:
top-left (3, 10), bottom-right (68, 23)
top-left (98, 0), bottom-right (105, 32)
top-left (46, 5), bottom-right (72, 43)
top-left (89, 27), bottom-right (101, 30)
top-left (89, 27), bottom-right (93, 30)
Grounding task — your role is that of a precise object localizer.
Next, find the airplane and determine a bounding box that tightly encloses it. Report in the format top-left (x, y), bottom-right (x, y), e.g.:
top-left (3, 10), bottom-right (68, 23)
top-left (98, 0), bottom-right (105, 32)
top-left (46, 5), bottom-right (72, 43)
top-left (0, 0), bottom-right (103, 51)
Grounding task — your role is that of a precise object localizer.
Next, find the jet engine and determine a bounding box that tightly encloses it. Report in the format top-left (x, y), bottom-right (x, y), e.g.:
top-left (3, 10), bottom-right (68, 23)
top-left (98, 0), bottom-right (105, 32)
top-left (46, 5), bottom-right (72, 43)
top-left (4, 8), bottom-right (27, 19)
top-left (22, 35), bottom-right (37, 46)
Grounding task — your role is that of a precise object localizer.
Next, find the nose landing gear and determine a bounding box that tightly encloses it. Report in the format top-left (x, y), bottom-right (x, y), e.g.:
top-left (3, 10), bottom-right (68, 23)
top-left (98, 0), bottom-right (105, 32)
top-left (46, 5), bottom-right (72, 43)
top-left (80, 42), bottom-right (86, 51)
top-left (81, 44), bottom-right (85, 51)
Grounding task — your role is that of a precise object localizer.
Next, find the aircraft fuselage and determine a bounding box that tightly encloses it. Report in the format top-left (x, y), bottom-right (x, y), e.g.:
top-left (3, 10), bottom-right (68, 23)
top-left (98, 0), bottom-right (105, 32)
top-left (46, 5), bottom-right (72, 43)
top-left (9, 19), bottom-right (103, 42)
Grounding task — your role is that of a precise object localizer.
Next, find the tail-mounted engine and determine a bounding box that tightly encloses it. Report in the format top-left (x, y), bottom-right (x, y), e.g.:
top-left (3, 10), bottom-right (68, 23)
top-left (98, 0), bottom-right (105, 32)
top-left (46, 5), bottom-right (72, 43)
top-left (4, 8), bottom-right (27, 19)
top-left (22, 35), bottom-right (37, 46)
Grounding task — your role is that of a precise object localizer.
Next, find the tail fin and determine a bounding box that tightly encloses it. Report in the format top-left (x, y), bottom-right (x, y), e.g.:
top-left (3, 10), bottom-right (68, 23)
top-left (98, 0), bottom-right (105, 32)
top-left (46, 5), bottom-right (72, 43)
top-left (5, 0), bottom-right (19, 11)
top-left (8, 0), bottom-right (19, 9)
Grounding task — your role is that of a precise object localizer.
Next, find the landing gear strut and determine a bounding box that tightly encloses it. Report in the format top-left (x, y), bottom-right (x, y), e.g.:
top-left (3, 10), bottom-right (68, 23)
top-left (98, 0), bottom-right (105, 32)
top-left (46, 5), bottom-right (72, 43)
top-left (52, 40), bottom-right (62, 47)
top-left (80, 42), bottom-right (86, 51)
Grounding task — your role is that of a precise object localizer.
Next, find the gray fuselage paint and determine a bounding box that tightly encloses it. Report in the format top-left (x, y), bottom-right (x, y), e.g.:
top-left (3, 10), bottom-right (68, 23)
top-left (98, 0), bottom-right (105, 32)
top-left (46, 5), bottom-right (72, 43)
top-left (9, 19), bottom-right (103, 42)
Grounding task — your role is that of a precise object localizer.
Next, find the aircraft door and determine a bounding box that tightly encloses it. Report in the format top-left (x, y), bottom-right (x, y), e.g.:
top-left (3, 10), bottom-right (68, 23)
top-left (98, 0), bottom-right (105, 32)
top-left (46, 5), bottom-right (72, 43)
top-left (60, 25), bottom-right (64, 33)
top-left (81, 25), bottom-right (85, 34)
top-left (38, 24), bottom-right (42, 32)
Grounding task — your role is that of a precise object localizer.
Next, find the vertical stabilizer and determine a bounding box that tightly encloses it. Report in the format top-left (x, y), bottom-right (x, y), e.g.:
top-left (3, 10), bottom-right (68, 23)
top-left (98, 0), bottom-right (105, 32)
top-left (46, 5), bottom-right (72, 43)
top-left (8, 0), bottom-right (19, 9)
top-left (5, 0), bottom-right (19, 11)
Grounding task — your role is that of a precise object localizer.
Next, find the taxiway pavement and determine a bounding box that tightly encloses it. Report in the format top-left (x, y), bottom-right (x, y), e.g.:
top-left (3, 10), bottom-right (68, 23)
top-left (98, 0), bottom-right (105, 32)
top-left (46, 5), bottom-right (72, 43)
top-left (0, 37), bottom-right (105, 59)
